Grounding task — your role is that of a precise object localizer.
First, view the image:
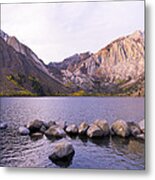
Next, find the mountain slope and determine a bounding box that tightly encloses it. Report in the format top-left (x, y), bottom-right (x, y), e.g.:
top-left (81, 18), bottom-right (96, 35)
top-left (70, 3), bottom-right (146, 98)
top-left (48, 31), bottom-right (144, 96)
top-left (0, 31), bottom-right (69, 96)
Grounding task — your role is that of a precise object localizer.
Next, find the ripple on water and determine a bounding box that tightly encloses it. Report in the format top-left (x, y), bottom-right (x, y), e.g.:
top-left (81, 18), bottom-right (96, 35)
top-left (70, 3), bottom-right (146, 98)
top-left (0, 97), bottom-right (144, 169)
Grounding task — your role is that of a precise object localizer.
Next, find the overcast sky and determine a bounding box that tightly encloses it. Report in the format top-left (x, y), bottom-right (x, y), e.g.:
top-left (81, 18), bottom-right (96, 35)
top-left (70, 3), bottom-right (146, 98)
top-left (1, 1), bottom-right (144, 64)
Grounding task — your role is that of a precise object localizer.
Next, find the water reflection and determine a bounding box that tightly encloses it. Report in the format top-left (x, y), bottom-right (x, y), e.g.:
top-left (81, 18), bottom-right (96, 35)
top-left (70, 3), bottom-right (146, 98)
top-left (89, 136), bottom-right (110, 147)
top-left (111, 136), bottom-right (144, 156)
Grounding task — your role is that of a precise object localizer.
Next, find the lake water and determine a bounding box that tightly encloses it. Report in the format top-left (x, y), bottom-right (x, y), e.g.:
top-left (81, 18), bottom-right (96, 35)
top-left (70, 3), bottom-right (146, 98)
top-left (0, 97), bottom-right (145, 169)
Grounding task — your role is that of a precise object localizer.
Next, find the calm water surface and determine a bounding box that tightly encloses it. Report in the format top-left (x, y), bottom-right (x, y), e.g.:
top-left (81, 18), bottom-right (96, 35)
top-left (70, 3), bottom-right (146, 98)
top-left (0, 97), bottom-right (145, 169)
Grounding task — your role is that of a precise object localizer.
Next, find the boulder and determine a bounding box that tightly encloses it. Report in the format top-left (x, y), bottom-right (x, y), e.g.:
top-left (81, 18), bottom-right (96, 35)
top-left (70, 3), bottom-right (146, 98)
top-left (40, 125), bottom-right (47, 133)
top-left (87, 124), bottom-right (104, 138)
top-left (138, 119), bottom-right (145, 133)
top-left (78, 122), bottom-right (89, 135)
top-left (27, 119), bottom-right (43, 133)
top-left (57, 121), bottom-right (67, 130)
top-left (127, 122), bottom-right (141, 137)
top-left (94, 119), bottom-right (110, 136)
top-left (65, 124), bottom-right (78, 135)
top-left (0, 122), bottom-right (8, 129)
top-left (19, 126), bottom-right (30, 135)
top-left (49, 140), bottom-right (75, 161)
top-left (111, 119), bottom-right (130, 137)
top-left (47, 121), bottom-right (56, 128)
top-left (45, 126), bottom-right (66, 139)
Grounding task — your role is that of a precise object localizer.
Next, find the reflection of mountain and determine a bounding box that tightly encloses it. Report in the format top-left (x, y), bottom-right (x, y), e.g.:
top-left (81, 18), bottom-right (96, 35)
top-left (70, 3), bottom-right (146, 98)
top-left (48, 31), bottom-right (144, 96)
top-left (0, 30), bottom-right (144, 96)
top-left (0, 30), bottom-right (69, 96)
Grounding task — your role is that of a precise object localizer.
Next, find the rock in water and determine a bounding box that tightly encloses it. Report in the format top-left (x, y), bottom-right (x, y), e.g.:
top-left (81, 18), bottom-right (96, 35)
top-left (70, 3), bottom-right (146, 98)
top-left (46, 121), bottom-right (56, 128)
top-left (78, 122), bottom-right (89, 135)
top-left (0, 122), bottom-right (8, 129)
top-left (111, 119), bottom-right (130, 137)
top-left (19, 126), bottom-right (30, 135)
top-left (27, 119), bottom-right (43, 133)
top-left (136, 133), bottom-right (145, 140)
top-left (65, 124), bottom-right (78, 135)
top-left (138, 119), bottom-right (145, 133)
top-left (49, 140), bottom-right (75, 163)
top-left (127, 122), bottom-right (141, 137)
top-left (94, 119), bottom-right (110, 136)
top-left (45, 126), bottom-right (66, 139)
top-left (87, 124), bottom-right (104, 138)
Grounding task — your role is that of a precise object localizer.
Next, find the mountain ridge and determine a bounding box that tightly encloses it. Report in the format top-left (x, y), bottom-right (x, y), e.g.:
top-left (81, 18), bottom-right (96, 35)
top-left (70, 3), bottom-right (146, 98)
top-left (0, 30), bottom-right (70, 96)
top-left (0, 30), bottom-right (144, 96)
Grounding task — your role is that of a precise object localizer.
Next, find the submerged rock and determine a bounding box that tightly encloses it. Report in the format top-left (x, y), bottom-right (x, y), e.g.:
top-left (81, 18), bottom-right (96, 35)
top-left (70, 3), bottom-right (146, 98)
top-left (127, 122), bottom-right (141, 137)
top-left (78, 122), bottom-right (89, 135)
top-left (19, 126), bottom-right (30, 135)
top-left (65, 124), bottom-right (78, 135)
top-left (111, 119), bottom-right (130, 137)
top-left (27, 119), bottom-right (43, 133)
top-left (94, 119), bottom-right (110, 136)
top-left (49, 140), bottom-right (75, 163)
top-left (45, 126), bottom-right (66, 139)
top-left (0, 122), bottom-right (8, 129)
top-left (87, 124), bottom-right (104, 138)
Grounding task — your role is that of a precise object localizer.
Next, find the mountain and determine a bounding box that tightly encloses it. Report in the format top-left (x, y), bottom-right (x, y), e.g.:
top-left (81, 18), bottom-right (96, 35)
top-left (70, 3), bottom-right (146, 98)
top-left (48, 30), bottom-right (144, 96)
top-left (0, 30), bottom-right (69, 96)
top-left (0, 30), bottom-right (144, 96)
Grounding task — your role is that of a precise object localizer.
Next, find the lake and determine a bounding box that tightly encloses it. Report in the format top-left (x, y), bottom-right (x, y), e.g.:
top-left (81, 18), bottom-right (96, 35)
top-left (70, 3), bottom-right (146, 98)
top-left (0, 97), bottom-right (145, 169)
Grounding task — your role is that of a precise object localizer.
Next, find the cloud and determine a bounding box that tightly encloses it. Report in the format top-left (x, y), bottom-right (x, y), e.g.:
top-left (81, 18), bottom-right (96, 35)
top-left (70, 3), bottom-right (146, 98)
top-left (1, 1), bottom-right (144, 63)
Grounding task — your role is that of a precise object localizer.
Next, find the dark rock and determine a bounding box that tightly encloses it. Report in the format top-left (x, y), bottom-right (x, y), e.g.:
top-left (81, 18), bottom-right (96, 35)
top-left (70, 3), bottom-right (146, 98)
top-left (111, 119), bottom-right (130, 137)
top-left (127, 121), bottom-right (141, 136)
top-left (78, 122), bottom-right (89, 135)
top-left (94, 119), bottom-right (110, 136)
top-left (27, 119), bottom-right (43, 133)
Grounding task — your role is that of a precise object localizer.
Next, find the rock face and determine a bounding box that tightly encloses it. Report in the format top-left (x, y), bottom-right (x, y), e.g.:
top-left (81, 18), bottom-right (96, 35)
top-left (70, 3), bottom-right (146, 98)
top-left (87, 124), bottom-right (104, 138)
top-left (19, 126), bottom-right (30, 135)
top-left (127, 122), bottom-right (141, 137)
top-left (49, 140), bottom-right (75, 161)
top-left (0, 122), bottom-right (8, 129)
top-left (78, 122), bottom-right (89, 135)
top-left (27, 120), bottom-right (43, 133)
top-left (94, 119), bottom-right (110, 136)
top-left (45, 126), bottom-right (66, 139)
top-left (65, 124), bottom-right (78, 135)
top-left (111, 119), bottom-right (130, 137)
top-left (48, 31), bottom-right (144, 96)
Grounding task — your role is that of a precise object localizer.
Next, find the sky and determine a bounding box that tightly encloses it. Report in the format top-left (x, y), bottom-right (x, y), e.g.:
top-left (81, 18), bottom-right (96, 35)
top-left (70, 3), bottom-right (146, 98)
top-left (1, 1), bottom-right (144, 64)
